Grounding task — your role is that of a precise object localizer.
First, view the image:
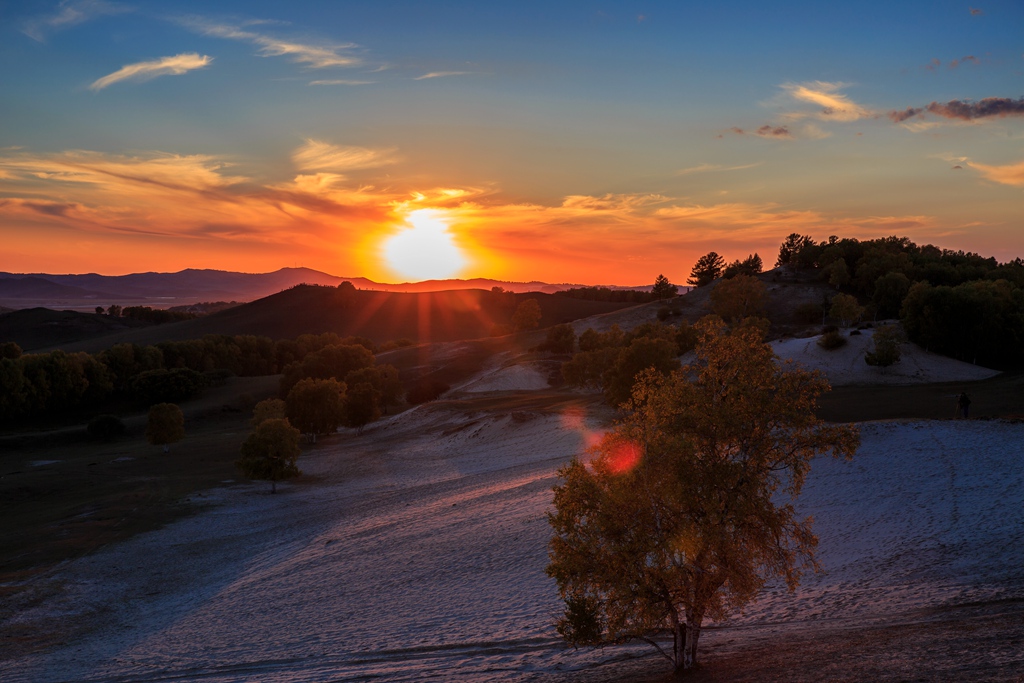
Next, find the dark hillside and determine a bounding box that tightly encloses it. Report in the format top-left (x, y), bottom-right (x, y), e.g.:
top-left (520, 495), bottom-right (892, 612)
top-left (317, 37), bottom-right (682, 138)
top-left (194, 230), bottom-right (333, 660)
top-left (52, 287), bottom-right (639, 352)
top-left (0, 308), bottom-right (152, 351)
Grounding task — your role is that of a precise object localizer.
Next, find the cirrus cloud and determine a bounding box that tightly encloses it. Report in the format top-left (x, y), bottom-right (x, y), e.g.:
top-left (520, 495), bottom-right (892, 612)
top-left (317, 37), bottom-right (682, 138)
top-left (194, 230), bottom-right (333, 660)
top-left (22, 0), bottom-right (130, 42)
top-left (780, 81), bottom-right (875, 122)
top-left (291, 140), bottom-right (397, 173)
top-left (180, 18), bottom-right (360, 69)
top-left (89, 53), bottom-right (212, 91)
top-left (968, 160), bottom-right (1024, 187)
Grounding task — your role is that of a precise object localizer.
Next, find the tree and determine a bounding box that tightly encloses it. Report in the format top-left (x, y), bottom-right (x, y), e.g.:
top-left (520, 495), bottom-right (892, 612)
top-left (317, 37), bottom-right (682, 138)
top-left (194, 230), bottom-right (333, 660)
top-left (346, 364), bottom-right (404, 414)
top-left (829, 293), bottom-right (864, 328)
top-left (279, 343), bottom-right (374, 396)
top-left (722, 253), bottom-right (763, 279)
top-left (251, 398), bottom-right (286, 427)
top-left (547, 319), bottom-right (859, 674)
top-left (872, 271), bottom-right (911, 319)
top-left (146, 403), bottom-right (185, 453)
top-left (824, 258), bottom-right (850, 289)
top-left (651, 274), bottom-right (678, 300)
top-left (687, 252), bottom-right (725, 287)
top-left (775, 233), bottom-right (816, 268)
top-left (601, 337), bottom-right (680, 407)
top-left (512, 298), bottom-right (542, 331)
top-left (130, 367), bottom-right (206, 405)
top-left (542, 323), bottom-right (577, 353)
top-left (0, 342), bottom-right (22, 360)
top-left (107, 304), bottom-right (122, 317)
top-left (709, 274), bottom-right (767, 322)
top-left (865, 325), bottom-right (906, 367)
top-left (236, 418), bottom-right (301, 493)
top-left (342, 381), bottom-right (382, 433)
top-left (285, 378), bottom-right (346, 442)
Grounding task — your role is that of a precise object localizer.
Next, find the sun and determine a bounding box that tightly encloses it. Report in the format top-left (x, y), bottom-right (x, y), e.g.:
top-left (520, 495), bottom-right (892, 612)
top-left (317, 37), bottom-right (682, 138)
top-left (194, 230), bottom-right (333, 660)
top-left (382, 209), bottom-right (467, 281)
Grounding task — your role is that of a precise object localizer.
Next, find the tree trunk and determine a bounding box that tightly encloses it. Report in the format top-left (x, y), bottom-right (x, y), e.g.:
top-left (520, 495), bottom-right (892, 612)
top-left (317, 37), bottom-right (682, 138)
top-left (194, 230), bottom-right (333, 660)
top-left (675, 609), bottom-right (703, 674)
top-left (271, 480), bottom-right (277, 494)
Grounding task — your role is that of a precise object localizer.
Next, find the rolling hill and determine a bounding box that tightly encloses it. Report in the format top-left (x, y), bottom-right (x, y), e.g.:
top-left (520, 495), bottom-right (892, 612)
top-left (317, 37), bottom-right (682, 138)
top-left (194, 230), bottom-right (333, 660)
top-left (44, 286), bottom-right (640, 353)
top-left (0, 268), bottom-right (655, 310)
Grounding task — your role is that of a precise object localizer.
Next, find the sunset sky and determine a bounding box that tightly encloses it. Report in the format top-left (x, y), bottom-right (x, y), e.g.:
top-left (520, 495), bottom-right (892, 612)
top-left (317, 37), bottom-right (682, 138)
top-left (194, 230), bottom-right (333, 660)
top-left (1, 1), bottom-right (1022, 285)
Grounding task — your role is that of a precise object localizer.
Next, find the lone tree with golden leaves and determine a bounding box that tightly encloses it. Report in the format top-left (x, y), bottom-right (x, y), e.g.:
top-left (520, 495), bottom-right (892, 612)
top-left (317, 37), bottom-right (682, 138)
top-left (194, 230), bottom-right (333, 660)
top-left (547, 317), bottom-right (859, 674)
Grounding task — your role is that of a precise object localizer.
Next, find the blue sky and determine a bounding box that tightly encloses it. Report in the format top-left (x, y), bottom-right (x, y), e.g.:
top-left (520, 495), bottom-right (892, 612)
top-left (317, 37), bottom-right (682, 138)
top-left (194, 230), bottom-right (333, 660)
top-left (1, 0), bottom-right (1021, 282)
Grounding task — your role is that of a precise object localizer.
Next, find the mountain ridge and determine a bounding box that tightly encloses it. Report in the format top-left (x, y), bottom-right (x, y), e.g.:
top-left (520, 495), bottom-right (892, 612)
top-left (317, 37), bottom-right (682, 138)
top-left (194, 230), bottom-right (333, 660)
top-left (0, 267), bottom-right (656, 308)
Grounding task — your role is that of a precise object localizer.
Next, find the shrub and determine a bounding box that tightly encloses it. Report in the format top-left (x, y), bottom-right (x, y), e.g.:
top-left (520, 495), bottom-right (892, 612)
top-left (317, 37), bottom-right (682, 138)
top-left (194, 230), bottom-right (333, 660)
top-left (865, 325), bottom-right (905, 367)
top-left (817, 329), bottom-right (847, 350)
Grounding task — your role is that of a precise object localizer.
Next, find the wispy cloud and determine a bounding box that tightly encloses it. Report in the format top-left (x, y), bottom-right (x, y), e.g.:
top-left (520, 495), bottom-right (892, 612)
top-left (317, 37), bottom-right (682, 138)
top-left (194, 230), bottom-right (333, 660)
top-left (757, 124), bottom-right (792, 138)
top-left (926, 55), bottom-right (982, 70)
top-left (181, 18), bottom-right (360, 68)
top-left (968, 160), bottom-right (1024, 187)
top-left (22, 0), bottom-right (130, 41)
top-left (561, 193), bottom-right (671, 212)
top-left (889, 97), bottom-right (1024, 123)
top-left (291, 139), bottom-right (396, 172)
top-left (89, 53), bottom-right (212, 91)
top-left (0, 147), bottom-right (391, 249)
top-left (675, 162), bottom-right (762, 176)
top-left (414, 71), bottom-right (472, 80)
top-left (949, 55), bottom-right (979, 69)
top-left (725, 125), bottom-right (792, 139)
top-left (780, 81), bottom-right (874, 122)
top-left (308, 79), bottom-right (374, 86)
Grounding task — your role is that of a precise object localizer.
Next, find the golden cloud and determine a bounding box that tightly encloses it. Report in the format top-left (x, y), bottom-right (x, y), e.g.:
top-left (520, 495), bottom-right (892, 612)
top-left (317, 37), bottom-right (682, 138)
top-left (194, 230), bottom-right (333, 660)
top-left (291, 140), bottom-right (396, 173)
top-left (90, 53), bottom-right (212, 91)
top-left (781, 81), bottom-right (874, 122)
top-left (968, 160), bottom-right (1024, 187)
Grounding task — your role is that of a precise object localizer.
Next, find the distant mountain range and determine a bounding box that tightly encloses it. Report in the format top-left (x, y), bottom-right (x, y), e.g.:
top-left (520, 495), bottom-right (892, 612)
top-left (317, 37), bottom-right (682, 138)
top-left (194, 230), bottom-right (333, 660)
top-left (0, 268), bottom-right (652, 309)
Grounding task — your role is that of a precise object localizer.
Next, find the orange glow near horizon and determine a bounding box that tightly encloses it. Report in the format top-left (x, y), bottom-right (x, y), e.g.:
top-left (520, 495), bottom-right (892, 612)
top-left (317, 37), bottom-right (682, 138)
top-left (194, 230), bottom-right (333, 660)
top-left (1, 145), bottom-right (1022, 285)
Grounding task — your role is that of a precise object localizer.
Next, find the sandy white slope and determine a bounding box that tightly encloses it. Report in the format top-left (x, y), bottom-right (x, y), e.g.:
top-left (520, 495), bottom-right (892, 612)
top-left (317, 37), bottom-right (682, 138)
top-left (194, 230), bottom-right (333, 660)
top-left (770, 327), bottom-right (1000, 386)
top-left (461, 363), bottom-right (551, 393)
top-left (3, 407), bottom-right (1022, 682)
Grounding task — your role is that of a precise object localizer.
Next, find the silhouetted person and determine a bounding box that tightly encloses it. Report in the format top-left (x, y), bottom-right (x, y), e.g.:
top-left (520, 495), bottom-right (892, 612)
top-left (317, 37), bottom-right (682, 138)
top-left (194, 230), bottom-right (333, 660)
top-left (956, 392), bottom-right (971, 419)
